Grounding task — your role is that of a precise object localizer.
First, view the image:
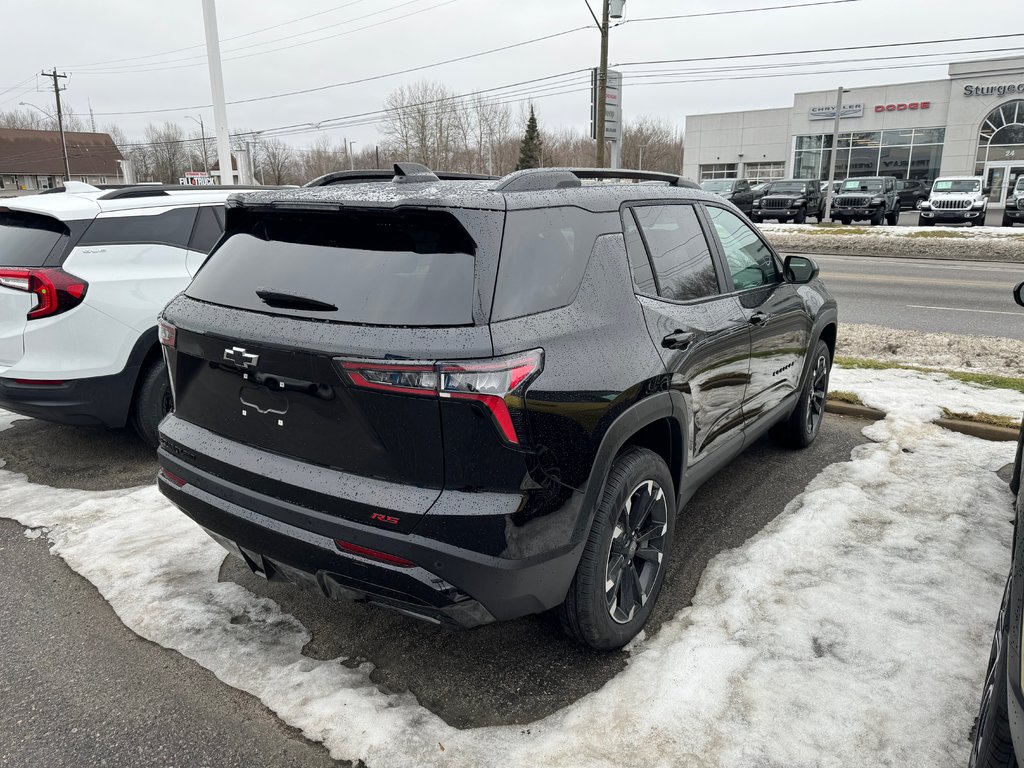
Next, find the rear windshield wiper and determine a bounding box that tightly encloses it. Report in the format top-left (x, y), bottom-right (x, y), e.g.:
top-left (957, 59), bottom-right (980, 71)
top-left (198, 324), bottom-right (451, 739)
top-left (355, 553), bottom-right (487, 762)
top-left (255, 288), bottom-right (338, 312)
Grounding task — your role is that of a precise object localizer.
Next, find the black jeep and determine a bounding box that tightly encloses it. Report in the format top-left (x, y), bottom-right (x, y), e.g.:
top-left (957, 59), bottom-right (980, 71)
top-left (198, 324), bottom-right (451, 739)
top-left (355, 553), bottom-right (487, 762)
top-left (156, 164), bottom-right (838, 649)
top-left (751, 179), bottom-right (824, 224)
top-left (830, 176), bottom-right (900, 225)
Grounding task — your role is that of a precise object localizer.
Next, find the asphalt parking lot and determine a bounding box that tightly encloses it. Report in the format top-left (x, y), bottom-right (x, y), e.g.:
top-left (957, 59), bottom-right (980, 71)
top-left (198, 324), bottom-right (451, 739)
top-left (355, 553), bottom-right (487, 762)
top-left (0, 412), bottom-right (870, 766)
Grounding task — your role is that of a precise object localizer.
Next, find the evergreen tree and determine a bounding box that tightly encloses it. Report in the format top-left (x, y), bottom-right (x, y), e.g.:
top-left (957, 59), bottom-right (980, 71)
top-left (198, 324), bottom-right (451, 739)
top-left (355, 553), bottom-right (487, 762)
top-left (516, 105), bottom-right (543, 170)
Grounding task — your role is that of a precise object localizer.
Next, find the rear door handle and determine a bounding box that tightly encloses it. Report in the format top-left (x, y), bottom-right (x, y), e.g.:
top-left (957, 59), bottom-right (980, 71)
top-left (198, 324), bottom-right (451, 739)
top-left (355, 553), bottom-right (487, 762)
top-left (661, 330), bottom-right (695, 350)
top-left (749, 312), bottom-right (770, 327)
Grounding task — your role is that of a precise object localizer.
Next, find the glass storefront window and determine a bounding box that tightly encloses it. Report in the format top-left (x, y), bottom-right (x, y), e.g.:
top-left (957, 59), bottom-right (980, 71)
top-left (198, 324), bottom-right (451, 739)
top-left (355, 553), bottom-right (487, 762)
top-left (882, 129), bottom-right (914, 146)
top-left (850, 132), bottom-right (881, 147)
top-left (793, 127), bottom-right (944, 182)
top-left (744, 162), bottom-right (785, 183)
top-left (699, 163), bottom-right (738, 180)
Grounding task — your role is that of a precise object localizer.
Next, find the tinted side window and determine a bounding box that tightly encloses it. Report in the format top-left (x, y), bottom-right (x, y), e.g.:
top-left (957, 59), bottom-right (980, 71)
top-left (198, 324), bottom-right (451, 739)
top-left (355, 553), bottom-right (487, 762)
top-left (632, 204), bottom-right (719, 302)
top-left (189, 206), bottom-right (224, 254)
top-left (706, 206), bottom-right (780, 291)
top-left (492, 207), bottom-right (603, 320)
top-left (622, 208), bottom-right (656, 294)
top-left (0, 211), bottom-right (68, 267)
top-left (80, 207), bottom-right (198, 249)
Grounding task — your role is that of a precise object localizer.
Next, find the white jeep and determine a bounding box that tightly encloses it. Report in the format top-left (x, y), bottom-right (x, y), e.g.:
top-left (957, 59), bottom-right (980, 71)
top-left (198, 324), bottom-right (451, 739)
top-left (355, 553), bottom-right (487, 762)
top-left (918, 176), bottom-right (988, 226)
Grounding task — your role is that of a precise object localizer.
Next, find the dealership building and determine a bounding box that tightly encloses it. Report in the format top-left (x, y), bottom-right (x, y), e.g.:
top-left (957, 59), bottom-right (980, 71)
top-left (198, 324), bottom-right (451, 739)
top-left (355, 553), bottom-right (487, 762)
top-left (682, 56), bottom-right (1024, 208)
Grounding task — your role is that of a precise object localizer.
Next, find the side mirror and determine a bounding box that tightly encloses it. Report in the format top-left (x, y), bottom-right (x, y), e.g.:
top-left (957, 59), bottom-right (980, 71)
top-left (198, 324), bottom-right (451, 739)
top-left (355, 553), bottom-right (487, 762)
top-left (983, 186), bottom-right (992, 195)
top-left (785, 255), bottom-right (819, 284)
top-left (1015, 281), bottom-right (1024, 308)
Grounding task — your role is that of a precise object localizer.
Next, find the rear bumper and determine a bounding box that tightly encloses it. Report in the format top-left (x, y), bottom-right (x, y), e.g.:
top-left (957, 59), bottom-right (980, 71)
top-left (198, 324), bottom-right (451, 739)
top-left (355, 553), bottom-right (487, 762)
top-left (0, 368), bottom-right (137, 428)
top-left (156, 434), bottom-right (584, 628)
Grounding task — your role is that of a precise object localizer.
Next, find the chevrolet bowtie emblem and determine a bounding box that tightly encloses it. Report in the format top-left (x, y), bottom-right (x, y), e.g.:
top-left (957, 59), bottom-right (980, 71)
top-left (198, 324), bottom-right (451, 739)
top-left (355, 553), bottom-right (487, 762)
top-left (223, 346), bottom-right (259, 368)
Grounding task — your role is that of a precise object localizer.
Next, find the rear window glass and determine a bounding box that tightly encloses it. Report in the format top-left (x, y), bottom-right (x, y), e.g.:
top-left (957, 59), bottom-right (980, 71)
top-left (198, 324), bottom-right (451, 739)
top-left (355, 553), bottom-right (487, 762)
top-left (491, 207), bottom-right (604, 321)
top-left (186, 208), bottom-right (477, 326)
top-left (0, 211), bottom-right (68, 267)
top-left (81, 207), bottom-right (198, 249)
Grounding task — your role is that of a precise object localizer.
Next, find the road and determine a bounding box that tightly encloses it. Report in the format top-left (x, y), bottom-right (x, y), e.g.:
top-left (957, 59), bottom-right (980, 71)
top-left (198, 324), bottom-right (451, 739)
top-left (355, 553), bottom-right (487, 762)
top-left (0, 414), bottom-right (869, 765)
top-left (811, 253), bottom-right (1024, 339)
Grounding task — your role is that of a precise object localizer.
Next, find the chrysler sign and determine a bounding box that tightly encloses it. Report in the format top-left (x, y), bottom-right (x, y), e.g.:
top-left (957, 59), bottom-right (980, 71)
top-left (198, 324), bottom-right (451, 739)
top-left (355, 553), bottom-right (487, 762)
top-left (808, 103), bottom-right (865, 120)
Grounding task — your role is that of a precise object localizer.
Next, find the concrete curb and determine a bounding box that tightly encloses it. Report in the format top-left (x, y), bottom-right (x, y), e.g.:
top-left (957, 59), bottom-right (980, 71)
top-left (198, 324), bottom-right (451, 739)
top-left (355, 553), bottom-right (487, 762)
top-left (825, 400), bottom-right (1020, 442)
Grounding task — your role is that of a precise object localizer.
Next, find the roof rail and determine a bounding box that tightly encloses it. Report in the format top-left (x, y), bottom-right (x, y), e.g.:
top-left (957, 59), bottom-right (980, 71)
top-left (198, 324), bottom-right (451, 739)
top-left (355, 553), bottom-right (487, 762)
top-left (305, 168), bottom-right (497, 187)
top-left (98, 184), bottom-right (286, 200)
top-left (494, 167), bottom-right (700, 193)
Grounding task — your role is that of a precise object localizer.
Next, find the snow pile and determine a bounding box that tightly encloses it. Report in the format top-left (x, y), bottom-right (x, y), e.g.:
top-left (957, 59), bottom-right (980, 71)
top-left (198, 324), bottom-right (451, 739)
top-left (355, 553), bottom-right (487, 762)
top-left (832, 365), bottom-right (1024, 423)
top-left (0, 384), bottom-right (1017, 766)
top-left (758, 222), bottom-right (1023, 240)
top-left (837, 323), bottom-right (1024, 379)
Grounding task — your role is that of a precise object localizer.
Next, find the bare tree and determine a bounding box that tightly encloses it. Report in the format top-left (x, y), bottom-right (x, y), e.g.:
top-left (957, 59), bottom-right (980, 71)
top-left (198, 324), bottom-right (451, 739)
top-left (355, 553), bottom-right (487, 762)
top-left (620, 116), bottom-right (684, 174)
top-left (144, 121), bottom-right (189, 183)
top-left (299, 134), bottom-right (344, 181)
top-left (258, 137), bottom-right (297, 185)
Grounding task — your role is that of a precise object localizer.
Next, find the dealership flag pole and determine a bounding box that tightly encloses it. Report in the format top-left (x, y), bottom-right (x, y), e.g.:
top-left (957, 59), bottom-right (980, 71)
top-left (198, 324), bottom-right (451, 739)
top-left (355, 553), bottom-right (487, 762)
top-left (823, 86), bottom-right (847, 222)
top-left (202, 0), bottom-right (234, 186)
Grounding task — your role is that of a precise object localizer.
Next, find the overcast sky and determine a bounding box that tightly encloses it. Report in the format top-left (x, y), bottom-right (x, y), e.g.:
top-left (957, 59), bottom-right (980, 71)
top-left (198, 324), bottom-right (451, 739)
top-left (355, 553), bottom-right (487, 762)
top-left (2, 0), bottom-right (1021, 149)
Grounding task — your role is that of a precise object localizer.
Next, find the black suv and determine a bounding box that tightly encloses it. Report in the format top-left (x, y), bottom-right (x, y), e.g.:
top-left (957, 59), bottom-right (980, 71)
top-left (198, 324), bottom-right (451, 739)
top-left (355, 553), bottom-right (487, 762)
top-left (156, 164), bottom-right (838, 649)
top-left (699, 178), bottom-right (755, 216)
top-left (830, 176), bottom-right (900, 225)
top-left (896, 179), bottom-right (929, 210)
top-left (751, 179), bottom-right (824, 224)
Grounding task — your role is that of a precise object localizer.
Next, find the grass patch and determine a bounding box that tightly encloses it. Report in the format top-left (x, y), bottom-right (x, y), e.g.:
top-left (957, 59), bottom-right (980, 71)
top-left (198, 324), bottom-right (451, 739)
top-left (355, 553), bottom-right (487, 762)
top-left (834, 355), bottom-right (1024, 395)
top-left (827, 390), bottom-right (863, 405)
top-left (941, 408), bottom-right (1021, 430)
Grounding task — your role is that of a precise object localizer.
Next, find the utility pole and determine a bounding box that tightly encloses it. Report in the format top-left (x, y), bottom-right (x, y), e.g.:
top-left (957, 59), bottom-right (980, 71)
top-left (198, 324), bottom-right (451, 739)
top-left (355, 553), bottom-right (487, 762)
top-left (41, 69), bottom-right (70, 179)
top-left (202, 0), bottom-right (233, 185)
top-left (594, 1), bottom-right (610, 168)
top-left (375, 145), bottom-right (380, 169)
top-left (187, 115), bottom-right (210, 174)
top-left (638, 144), bottom-right (646, 171)
top-left (822, 86), bottom-right (849, 223)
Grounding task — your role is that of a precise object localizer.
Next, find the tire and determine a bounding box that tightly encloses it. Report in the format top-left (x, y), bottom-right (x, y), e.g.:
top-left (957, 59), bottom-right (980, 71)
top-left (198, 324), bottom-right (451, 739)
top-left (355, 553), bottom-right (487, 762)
top-left (870, 209), bottom-right (884, 226)
top-left (793, 207), bottom-right (807, 224)
top-left (886, 207), bottom-right (899, 225)
top-left (1004, 215), bottom-right (1015, 228)
top-left (750, 213), bottom-right (762, 223)
top-left (560, 447), bottom-right (676, 650)
top-left (131, 358), bottom-right (173, 449)
top-left (919, 216), bottom-right (934, 226)
top-left (968, 579), bottom-right (1016, 768)
top-left (972, 211), bottom-right (986, 227)
top-left (777, 340), bottom-right (830, 448)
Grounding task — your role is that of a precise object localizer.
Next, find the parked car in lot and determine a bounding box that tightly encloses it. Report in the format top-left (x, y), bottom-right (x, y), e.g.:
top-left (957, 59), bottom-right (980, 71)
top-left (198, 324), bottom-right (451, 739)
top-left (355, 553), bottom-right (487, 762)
top-left (830, 176), bottom-right (901, 225)
top-left (918, 176), bottom-right (989, 227)
top-left (0, 181), bottom-right (276, 446)
top-left (1004, 177), bottom-right (1024, 228)
top-left (896, 179), bottom-right (930, 209)
top-left (156, 163), bottom-right (838, 649)
top-left (699, 178), bottom-right (755, 215)
top-left (969, 281), bottom-right (1024, 767)
top-left (751, 179), bottom-right (824, 224)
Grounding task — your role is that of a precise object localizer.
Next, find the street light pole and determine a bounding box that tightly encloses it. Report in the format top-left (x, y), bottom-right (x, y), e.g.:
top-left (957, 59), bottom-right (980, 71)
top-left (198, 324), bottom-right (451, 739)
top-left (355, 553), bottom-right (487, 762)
top-left (348, 140), bottom-right (357, 171)
top-left (202, 0), bottom-right (233, 185)
top-left (823, 86), bottom-right (849, 223)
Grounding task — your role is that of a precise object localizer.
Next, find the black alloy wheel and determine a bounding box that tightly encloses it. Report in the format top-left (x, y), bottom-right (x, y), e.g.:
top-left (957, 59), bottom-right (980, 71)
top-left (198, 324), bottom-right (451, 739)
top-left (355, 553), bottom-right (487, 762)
top-left (605, 480), bottom-right (670, 625)
top-left (560, 447), bottom-right (676, 649)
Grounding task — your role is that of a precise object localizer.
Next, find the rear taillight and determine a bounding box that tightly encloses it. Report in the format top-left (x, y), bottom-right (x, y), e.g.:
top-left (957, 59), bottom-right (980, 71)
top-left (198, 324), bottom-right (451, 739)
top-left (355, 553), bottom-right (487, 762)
top-left (158, 319), bottom-right (177, 348)
top-left (335, 539), bottom-right (416, 568)
top-left (338, 349), bottom-right (543, 445)
top-left (0, 267), bottom-right (87, 320)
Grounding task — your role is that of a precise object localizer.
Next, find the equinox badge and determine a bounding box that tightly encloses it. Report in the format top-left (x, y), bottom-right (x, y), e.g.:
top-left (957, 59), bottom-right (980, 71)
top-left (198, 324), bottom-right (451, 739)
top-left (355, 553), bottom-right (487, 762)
top-left (223, 346), bottom-right (259, 368)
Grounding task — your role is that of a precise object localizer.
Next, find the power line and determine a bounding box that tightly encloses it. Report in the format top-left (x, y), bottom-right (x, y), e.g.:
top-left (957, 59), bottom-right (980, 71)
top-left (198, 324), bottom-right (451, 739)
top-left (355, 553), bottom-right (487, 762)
top-left (616, 32), bottom-right (1024, 68)
top-left (89, 26), bottom-right (591, 116)
top-left (74, 0), bottom-right (446, 75)
top-left (622, 0), bottom-right (859, 24)
top-left (59, 0), bottom-right (376, 69)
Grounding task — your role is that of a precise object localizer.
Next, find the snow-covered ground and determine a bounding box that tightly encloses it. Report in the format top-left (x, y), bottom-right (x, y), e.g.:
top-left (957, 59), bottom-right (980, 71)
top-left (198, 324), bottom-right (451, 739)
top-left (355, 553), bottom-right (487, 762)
top-left (758, 222), bottom-right (1024, 240)
top-left (0, 367), bottom-right (1018, 767)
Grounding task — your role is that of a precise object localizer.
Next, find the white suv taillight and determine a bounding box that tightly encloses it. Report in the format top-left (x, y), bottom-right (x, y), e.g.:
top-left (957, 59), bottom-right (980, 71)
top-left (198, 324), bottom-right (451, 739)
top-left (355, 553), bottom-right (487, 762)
top-left (0, 267), bottom-right (88, 320)
top-left (338, 349), bottom-right (543, 444)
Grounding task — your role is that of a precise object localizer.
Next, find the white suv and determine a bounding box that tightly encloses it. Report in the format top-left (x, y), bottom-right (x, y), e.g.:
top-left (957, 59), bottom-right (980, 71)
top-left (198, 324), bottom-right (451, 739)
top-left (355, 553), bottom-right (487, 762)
top-left (0, 182), bottom-right (270, 446)
top-left (917, 176), bottom-right (988, 226)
